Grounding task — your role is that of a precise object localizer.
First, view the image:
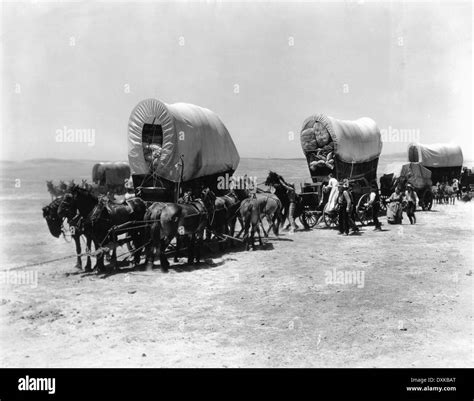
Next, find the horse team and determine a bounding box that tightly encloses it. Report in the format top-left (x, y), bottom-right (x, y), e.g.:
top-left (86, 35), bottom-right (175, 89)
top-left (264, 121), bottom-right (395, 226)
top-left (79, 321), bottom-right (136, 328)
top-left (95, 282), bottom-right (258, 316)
top-left (42, 176), bottom-right (286, 273)
top-left (432, 182), bottom-right (458, 205)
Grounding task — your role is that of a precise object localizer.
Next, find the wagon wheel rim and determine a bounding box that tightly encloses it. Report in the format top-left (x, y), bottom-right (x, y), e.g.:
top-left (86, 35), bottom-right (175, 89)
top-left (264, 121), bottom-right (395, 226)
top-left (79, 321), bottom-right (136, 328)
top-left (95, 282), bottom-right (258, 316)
top-left (302, 211), bottom-right (318, 228)
top-left (323, 211), bottom-right (337, 228)
top-left (356, 193), bottom-right (370, 226)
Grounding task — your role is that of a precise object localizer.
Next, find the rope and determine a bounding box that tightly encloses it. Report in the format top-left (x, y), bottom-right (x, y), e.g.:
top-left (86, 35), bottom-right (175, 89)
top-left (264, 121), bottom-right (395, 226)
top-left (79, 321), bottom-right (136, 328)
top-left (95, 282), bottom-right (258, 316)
top-left (1, 248), bottom-right (103, 271)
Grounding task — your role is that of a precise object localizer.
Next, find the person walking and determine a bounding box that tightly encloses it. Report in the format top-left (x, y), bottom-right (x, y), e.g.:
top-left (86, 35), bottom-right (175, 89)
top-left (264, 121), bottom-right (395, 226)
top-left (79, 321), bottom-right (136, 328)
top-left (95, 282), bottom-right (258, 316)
top-left (452, 178), bottom-right (459, 199)
top-left (387, 186), bottom-right (404, 224)
top-left (275, 176), bottom-right (298, 233)
top-left (367, 182), bottom-right (382, 230)
top-left (337, 179), bottom-right (352, 236)
top-left (404, 183), bottom-right (418, 224)
top-left (346, 182), bottom-right (360, 234)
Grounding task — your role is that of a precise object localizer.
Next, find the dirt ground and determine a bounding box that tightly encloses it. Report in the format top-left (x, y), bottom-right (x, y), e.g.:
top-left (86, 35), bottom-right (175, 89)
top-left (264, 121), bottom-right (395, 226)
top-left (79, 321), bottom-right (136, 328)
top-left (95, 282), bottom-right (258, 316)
top-left (0, 201), bottom-right (472, 368)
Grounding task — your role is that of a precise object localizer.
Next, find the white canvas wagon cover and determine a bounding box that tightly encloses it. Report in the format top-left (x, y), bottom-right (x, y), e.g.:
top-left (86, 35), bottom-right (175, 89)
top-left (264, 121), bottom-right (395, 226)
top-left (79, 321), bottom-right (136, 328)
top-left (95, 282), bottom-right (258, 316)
top-left (301, 114), bottom-right (382, 163)
top-left (128, 98), bottom-right (240, 183)
top-left (408, 143), bottom-right (463, 168)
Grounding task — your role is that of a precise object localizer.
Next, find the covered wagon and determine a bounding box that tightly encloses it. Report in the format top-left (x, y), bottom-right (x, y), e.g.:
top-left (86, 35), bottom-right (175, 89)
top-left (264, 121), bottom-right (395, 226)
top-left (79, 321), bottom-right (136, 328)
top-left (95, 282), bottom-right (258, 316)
top-left (380, 162), bottom-right (434, 210)
top-left (92, 162), bottom-right (131, 194)
top-left (299, 114), bottom-right (383, 227)
top-left (128, 98), bottom-right (240, 201)
top-left (408, 143), bottom-right (463, 184)
top-left (300, 114), bottom-right (382, 183)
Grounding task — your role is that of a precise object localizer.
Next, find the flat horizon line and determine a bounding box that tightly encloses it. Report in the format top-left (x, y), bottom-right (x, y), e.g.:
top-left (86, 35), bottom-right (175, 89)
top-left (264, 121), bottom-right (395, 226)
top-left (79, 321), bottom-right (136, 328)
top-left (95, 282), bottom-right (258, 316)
top-left (0, 152), bottom-right (417, 163)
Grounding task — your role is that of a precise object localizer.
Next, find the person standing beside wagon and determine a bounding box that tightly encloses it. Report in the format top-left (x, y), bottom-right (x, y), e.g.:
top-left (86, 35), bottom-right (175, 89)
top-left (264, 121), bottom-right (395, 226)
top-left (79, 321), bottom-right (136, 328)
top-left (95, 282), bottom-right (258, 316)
top-left (387, 186), bottom-right (404, 224)
top-left (366, 182), bottom-right (382, 231)
top-left (337, 179), bottom-right (352, 236)
top-left (404, 183), bottom-right (418, 224)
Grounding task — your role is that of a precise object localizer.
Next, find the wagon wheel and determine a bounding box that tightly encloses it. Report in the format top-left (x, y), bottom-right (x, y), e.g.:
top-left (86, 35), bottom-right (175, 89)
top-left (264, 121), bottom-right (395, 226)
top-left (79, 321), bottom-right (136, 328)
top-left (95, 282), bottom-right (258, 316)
top-left (355, 193), bottom-right (371, 226)
top-left (300, 210), bottom-right (318, 229)
top-left (422, 189), bottom-right (433, 211)
top-left (323, 210), bottom-right (338, 228)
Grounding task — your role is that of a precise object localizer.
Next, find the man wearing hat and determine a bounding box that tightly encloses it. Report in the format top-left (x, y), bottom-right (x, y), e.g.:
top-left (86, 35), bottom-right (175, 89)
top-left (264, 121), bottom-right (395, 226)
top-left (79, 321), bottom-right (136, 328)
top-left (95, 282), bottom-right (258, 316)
top-left (337, 179), bottom-right (352, 235)
top-left (404, 183), bottom-right (418, 224)
top-left (366, 182), bottom-right (382, 230)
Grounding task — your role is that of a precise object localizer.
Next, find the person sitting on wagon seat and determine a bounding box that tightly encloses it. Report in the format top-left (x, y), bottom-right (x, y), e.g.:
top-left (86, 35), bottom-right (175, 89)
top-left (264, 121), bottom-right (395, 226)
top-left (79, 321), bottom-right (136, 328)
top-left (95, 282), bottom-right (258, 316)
top-left (367, 182), bottom-right (382, 231)
top-left (337, 179), bottom-right (352, 236)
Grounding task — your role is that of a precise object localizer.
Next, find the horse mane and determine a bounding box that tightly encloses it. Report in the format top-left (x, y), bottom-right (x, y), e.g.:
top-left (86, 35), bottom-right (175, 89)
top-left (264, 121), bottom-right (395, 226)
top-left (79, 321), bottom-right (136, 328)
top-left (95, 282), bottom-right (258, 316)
top-left (43, 196), bottom-right (64, 215)
top-left (88, 197), bottom-right (107, 225)
top-left (265, 171), bottom-right (282, 186)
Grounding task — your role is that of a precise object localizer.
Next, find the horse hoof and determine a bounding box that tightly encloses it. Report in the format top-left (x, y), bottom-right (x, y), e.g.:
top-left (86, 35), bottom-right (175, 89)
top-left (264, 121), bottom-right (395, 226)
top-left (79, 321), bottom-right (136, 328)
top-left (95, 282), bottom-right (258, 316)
top-left (161, 267), bottom-right (169, 273)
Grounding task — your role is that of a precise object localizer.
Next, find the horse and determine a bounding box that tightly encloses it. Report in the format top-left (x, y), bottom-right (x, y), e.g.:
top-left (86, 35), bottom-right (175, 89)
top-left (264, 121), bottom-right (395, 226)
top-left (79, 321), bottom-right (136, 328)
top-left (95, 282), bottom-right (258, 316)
top-left (148, 188), bottom-right (216, 271)
top-left (144, 202), bottom-right (170, 272)
top-left (58, 189), bottom-right (97, 271)
top-left (443, 184), bottom-right (456, 205)
top-left (236, 191), bottom-right (282, 240)
top-left (209, 188), bottom-right (251, 247)
top-left (88, 194), bottom-right (147, 270)
top-left (264, 171), bottom-right (305, 229)
top-left (58, 185), bottom-right (146, 272)
top-left (239, 194), bottom-right (264, 250)
top-left (42, 196), bottom-right (86, 270)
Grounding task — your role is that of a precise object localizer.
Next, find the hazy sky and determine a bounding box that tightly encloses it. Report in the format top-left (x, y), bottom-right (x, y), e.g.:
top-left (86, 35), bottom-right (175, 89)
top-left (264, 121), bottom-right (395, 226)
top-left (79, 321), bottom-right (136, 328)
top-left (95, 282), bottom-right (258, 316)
top-left (1, 0), bottom-right (472, 161)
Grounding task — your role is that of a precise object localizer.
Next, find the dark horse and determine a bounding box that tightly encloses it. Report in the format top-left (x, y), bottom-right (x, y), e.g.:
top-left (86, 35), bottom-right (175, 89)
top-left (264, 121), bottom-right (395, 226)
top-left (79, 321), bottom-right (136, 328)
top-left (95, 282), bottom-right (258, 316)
top-left (145, 188), bottom-right (216, 272)
top-left (42, 196), bottom-right (86, 270)
top-left (264, 171), bottom-right (306, 229)
top-left (58, 185), bottom-right (146, 272)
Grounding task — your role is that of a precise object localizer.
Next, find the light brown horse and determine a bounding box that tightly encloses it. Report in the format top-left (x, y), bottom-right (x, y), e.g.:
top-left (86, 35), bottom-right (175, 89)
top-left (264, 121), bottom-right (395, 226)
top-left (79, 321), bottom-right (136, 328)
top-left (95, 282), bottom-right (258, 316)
top-left (237, 192), bottom-right (282, 238)
top-left (239, 195), bottom-right (263, 250)
top-left (146, 188), bottom-right (216, 271)
top-left (238, 192), bottom-right (282, 250)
